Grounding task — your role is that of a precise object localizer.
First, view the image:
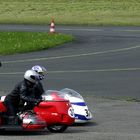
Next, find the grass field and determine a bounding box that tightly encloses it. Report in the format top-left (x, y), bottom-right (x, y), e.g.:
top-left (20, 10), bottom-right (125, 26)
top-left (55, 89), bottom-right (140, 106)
top-left (0, 0), bottom-right (139, 55)
top-left (0, 32), bottom-right (74, 55)
top-left (0, 0), bottom-right (139, 26)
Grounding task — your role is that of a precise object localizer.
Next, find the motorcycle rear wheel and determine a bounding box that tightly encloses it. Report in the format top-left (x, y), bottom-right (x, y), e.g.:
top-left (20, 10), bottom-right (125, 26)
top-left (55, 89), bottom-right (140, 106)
top-left (47, 124), bottom-right (68, 133)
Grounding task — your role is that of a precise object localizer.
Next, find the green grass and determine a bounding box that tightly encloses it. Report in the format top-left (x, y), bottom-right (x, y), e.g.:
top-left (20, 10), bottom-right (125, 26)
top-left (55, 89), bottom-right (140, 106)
top-left (0, 0), bottom-right (139, 26)
top-left (0, 32), bottom-right (74, 55)
top-left (0, 0), bottom-right (139, 55)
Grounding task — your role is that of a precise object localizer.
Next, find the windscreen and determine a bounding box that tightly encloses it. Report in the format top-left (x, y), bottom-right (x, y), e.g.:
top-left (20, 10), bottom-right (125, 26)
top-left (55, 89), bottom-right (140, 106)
top-left (60, 88), bottom-right (84, 100)
top-left (42, 90), bottom-right (67, 101)
top-left (42, 88), bottom-right (84, 101)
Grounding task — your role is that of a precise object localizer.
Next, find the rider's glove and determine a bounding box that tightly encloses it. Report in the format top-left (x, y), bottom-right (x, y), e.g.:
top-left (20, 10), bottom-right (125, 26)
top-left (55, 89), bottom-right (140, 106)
top-left (35, 99), bottom-right (43, 106)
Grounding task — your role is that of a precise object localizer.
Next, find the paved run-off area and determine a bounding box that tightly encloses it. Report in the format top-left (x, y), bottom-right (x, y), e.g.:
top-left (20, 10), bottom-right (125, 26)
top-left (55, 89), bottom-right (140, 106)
top-left (0, 95), bottom-right (140, 140)
top-left (59, 95), bottom-right (140, 140)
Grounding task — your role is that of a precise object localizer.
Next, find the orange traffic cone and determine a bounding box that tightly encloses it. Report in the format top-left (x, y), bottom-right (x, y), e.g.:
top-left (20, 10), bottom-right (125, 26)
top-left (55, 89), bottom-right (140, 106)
top-left (50, 19), bottom-right (55, 33)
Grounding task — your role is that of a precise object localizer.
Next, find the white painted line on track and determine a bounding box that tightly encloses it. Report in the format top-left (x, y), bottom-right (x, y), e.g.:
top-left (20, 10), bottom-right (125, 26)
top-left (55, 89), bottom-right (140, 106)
top-left (122, 29), bottom-right (140, 32)
top-left (1, 67), bottom-right (140, 75)
top-left (49, 67), bottom-right (140, 73)
top-left (0, 72), bottom-right (23, 75)
top-left (2, 45), bottom-right (140, 64)
top-left (57, 28), bottom-right (102, 32)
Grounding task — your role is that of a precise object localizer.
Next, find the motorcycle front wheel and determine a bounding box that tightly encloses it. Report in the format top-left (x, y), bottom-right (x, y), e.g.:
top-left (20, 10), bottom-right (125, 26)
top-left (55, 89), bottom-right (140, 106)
top-left (47, 124), bottom-right (68, 133)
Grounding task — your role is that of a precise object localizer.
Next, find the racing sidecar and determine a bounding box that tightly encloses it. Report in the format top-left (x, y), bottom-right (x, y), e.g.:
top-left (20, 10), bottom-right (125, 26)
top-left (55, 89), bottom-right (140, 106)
top-left (0, 91), bottom-right (75, 132)
top-left (43, 88), bottom-right (92, 123)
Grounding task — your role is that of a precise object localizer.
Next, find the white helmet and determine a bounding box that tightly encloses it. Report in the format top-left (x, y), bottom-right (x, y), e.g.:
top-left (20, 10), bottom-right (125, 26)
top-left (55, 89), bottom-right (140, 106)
top-left (24, 70), bottom-right (39, 83)
top-left (32, 65), bottom-right (47, 80)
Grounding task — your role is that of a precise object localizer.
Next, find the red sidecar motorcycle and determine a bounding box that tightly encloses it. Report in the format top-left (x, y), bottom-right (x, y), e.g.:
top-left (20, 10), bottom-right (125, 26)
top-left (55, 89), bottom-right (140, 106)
top-left (0, 90), bottom-right (75, 132)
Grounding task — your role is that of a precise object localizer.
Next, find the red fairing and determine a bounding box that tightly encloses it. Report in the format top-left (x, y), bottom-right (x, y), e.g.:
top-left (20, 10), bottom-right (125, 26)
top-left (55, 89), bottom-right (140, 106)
top-left (0, 91), bottom-right (75, 132)
top-left (0, 101), bottom-right (7, 112)
top-left (34, 101), bottom-right (75, 126)
top-left (0, 101), bottom-right (7, 126)
top-left (22, 124), bottom-right (46, 130)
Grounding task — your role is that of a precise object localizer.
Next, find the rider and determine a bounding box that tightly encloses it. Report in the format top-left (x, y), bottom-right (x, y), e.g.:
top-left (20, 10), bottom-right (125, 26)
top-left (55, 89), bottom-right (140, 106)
top-left (31, 65), bottom-right (47, 97)
top-left (4, 69), bottom-right (43, 125)
top-left (31, 65), bottom-right (47, 81)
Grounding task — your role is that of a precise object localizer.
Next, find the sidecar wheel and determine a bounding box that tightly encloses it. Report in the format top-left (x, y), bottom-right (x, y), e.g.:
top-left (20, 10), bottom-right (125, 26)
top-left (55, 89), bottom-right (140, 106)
top-left (47, 124), bottom-right (68, 133)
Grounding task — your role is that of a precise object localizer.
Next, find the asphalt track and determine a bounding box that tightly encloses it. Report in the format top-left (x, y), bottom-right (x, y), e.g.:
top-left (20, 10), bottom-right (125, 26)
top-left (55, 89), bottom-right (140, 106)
top-left (0, 25), bottom-right (140, 139)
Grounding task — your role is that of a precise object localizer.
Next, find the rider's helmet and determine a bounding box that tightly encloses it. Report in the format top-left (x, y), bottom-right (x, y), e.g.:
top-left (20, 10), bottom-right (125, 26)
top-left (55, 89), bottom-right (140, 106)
top-left (24, 69), bottom-right (39, 84)
top-left (31, 65), bottom-right (47, 80)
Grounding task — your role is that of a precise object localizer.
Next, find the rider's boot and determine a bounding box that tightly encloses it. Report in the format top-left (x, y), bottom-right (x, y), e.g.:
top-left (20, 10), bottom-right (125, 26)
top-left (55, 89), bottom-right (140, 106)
top-left (7, 116), bottom-right (18, 125)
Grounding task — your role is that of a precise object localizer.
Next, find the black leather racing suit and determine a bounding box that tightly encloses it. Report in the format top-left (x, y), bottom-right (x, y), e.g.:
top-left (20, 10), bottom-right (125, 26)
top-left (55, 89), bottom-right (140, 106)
top-left (4, 79), bottom-right (44, 116)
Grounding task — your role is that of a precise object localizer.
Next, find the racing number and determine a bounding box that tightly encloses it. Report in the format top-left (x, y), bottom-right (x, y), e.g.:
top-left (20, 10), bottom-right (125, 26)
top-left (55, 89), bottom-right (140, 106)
top-left (85, 109), bottom-right (90, 117)
top-left (68, 107), bottom-right (75, 118)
